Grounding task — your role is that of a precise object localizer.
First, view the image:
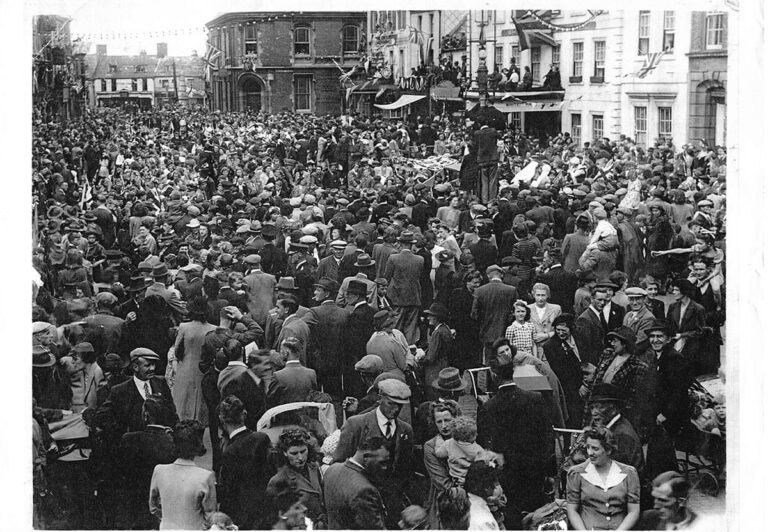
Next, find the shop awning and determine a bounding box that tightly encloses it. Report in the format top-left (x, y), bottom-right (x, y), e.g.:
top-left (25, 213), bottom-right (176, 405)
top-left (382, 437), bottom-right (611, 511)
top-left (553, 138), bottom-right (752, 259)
top-left (375, 94), bottom-right (427, 110)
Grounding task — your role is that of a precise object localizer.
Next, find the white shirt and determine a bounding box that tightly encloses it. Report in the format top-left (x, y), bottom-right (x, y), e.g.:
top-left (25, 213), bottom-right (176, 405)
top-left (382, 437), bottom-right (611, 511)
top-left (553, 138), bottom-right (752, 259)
top-left (134, 376), bottom-right (152, 400)
top-left (227, 361), bottom-right (247, 368)
top-left (468, 492), bottom-right (500, 530)
top-left (376, 407), bottom-right (395, 437)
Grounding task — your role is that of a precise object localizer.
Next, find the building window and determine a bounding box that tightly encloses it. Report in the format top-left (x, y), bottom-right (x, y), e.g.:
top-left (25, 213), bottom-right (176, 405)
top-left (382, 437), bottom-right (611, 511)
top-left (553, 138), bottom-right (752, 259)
top-left (510, 44), bottom-right (520, 67)
top-left (592, 114), bottom-right (604, 140)
top-left (592, 40), bottom-right (605, 81)
top-left (294, 75), bottom-right (312, 111)
top-left (135, 65), bottom-right (146, 73)
top-left (495, 45), bottom-right (503, 68)
top-left (552, 45), bottom-right (560, 67)
top-left (142, 78), bottom-right (148, 91)
top-left (110, 79), bottom-right (116, 92)
top-left (108, 64), bottom-right (117, 73)
top-left (399, 49), bottom-right (404, 78)
top-left (245, 25), bottom-right (258, 54)
top-left (429, 14), bottom-right (434, 35)
top-left (417, 15), bottom-right (423, 32)
top-left (294, 25), bottom-right (310, 56)
top-left (663, 11), bottom-right (675, 51)
top-left (161, 79), bottom-right (170, 89)
top-left (634, 106), bottom-right (647, 146)
top-left (100, 79), bottom-right (107, 92)
top-left (706, 13), bottom-right (724, 49)
top-left (531, 46), bottom-right (541, 81)
top-left (571, 113), bottom-right (582, 146)
top-left (131, 79), bottom-right (138, 91)
top-left (658, 106), bottom-right (672, 139)
top-left (342, 25), bottom-right (359, 55)
top-left (638, 11), bottom-right (650, 55)
top-left (510, 112), bottom-right (521, 131)
top-left (572, 42), bottom-right (583, 80)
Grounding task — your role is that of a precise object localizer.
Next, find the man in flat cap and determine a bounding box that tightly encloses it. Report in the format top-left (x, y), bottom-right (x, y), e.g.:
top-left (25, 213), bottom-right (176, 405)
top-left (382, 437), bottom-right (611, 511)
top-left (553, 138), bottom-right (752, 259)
top-left (316, 239), bottom-right (347, 283)
top-left (333, 378), bottom-right (415, 528)
top-left (623, 286), bottom-right (656, 353)
top-left (82, 292), bottom-right (125, 361)
top-left (243, 254), bottom-right (276, 329)
top-left (384, 231), bottom-right (424, 344)
top-left (93, 348), bottom-right (177, 437)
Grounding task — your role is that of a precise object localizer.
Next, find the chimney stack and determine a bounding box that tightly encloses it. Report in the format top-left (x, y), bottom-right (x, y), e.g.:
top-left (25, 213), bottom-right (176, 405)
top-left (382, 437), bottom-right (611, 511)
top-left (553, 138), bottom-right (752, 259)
top-left (96, 44), bottom-right (107, 56)
top-left (157, 42), bottom-right (168, 58)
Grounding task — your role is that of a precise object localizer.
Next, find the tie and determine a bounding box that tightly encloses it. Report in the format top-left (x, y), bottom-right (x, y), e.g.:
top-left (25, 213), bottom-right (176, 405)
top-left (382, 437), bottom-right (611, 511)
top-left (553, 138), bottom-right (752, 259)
top-left (144, 382), bottom-right (151, 399)
top-left (600, 310), bottom-right (609, 332)
top-left (384, 420), bottom-right (393, 439)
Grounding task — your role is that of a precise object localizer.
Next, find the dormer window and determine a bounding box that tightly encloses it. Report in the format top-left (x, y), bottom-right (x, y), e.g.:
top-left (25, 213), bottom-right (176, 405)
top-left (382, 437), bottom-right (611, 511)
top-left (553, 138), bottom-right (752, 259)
top-left (108, 64), bottom-right (117, 73)
top-left (135, 65), bottom-right (146, 73)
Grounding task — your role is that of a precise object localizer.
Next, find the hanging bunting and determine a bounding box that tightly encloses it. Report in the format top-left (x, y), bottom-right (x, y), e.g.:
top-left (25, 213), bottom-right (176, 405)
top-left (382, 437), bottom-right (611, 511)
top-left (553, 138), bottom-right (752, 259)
top-left (524, 10), bottom-right (602, 31)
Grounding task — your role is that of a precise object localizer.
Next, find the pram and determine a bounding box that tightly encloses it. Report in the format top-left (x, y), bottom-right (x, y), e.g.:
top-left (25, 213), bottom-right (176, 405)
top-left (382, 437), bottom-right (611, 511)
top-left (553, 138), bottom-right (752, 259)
top-left (675, 374), bottom-right (726, 496)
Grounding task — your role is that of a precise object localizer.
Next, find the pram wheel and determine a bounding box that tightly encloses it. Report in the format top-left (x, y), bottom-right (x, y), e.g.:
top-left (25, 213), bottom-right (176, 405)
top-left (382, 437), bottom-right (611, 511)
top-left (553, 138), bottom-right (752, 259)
top-left (693, 470), bottom-right (720, 497)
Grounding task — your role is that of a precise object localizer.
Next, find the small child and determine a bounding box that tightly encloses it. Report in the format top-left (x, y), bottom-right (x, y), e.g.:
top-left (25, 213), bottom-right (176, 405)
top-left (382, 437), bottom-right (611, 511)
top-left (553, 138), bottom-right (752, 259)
top-left (435, 416), bottom-right (486, 485)
top-left (587, 208), bottom-right (618, 249)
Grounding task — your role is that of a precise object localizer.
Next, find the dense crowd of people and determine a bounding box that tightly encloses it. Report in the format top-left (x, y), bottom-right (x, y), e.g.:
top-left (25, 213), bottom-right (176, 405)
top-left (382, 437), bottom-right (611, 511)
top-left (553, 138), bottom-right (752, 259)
top-left (31, 102), bottom-right (726, 530)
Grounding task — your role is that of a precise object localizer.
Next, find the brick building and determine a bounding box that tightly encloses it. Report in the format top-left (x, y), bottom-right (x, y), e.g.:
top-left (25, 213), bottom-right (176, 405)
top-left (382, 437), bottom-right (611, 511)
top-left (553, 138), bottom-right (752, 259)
top-left (687, 11), bottom-right (727, 147)
top-left (85, 43), bottom-right (206, 109)
top-left (205, 11), bottom-right (366, 114)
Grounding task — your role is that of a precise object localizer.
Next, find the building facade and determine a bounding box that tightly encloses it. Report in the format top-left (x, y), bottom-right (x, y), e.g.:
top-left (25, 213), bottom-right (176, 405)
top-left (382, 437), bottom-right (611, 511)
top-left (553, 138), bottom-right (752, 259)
top-left (85, 43), bottom-right (206, 109)
top-left (687, 11), bottom-right (727, 147)
top-left (618, 10), bottom-right (693, 148)
top-left (205, 11), bottom-right (366, 114)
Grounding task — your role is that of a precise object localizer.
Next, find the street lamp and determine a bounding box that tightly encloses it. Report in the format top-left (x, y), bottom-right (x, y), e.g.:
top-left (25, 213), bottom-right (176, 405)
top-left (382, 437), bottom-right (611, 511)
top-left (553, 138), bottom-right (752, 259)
top-left (477, 44), bottom-right (488, 108)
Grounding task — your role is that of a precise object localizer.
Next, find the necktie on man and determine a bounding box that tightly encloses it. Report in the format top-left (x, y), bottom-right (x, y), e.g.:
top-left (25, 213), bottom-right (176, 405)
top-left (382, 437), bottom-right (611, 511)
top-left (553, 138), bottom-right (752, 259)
top-left (144, 382), bottom-right (151, 399)
top-left (384, 420), bottom-right (393, 439)
top-left (600, 309), bottom-right (609, 331)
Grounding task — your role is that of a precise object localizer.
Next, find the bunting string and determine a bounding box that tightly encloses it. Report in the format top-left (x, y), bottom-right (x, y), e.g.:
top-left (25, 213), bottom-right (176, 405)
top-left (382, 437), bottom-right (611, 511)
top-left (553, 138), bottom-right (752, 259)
top-left (524, 10), bottom-right (603, 31)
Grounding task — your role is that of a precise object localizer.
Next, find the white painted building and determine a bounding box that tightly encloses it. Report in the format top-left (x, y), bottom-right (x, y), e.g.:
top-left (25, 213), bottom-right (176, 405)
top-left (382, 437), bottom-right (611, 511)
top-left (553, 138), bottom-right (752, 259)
top-left (367, 10), bottom-right (441, 80)
top-left (618, 10), bottom-right (693, 147)
top-left (461, 10), bottom-right (704, 147)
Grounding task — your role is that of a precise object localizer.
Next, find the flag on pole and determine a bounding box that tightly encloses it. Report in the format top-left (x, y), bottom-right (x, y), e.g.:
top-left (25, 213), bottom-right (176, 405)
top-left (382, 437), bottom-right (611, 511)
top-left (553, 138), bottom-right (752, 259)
top-left (512, 18), bottom-right (530, 51)
top-left (203, 42), bottom-right (222, 82)
top-left (637, 50), bottom-right (667, 78)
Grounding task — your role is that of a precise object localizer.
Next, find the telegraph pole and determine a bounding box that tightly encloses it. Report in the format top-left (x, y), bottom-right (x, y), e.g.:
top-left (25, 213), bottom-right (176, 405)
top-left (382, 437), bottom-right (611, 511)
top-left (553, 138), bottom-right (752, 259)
top-left (172, 60), bottom-right (179, 103)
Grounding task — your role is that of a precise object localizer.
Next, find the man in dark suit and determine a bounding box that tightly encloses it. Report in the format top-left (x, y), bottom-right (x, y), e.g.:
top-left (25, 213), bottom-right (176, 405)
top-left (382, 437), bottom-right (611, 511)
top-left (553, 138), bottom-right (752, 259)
top-left (544, 314), bottom-right (593, 428)
top-left (536, 249), bottom-right (578, 314)
top-left (474, 123), bottom-right (500, 203)
top-left (316, 240), bottom-right (346, 282)
top-left (333, 379), bottom-right (414, 528)
top-left (218, 395), bottom-right (272, 530)
top-left (93, 348), bottom-right (177, 437)
top-left (472, 265), bottom-right (517, 362)
top-left (268, 337), bottom-right (318, 407)
top-left (221, 351), bottom-right (270, 431)
top-left (324, 436), bottom-right (389, 530)
top-left (469, 222), bottom-right (499, 278)
top-left (458, 203), bottom-right (489, 236)
top-left (342, 280), bottom-right (375, 396)
top-left (302, 277), bottom-right (350, 397)
top-left (477, 357), bottom-right (553, 529)
top-left (275, 296), bottom-right (310, 364)
top-left (258, 224), bottom-right (287, 277)
top-left (586, 383), bottom-right (645, 479)
top-left (384, 232), bottom-right (424, 344)
top-left (82, 292), bottom-right (125, 362)
top-left (575, 286), bottom-right (623, 365)
top-left (117, 395), bottom-right (178, 530)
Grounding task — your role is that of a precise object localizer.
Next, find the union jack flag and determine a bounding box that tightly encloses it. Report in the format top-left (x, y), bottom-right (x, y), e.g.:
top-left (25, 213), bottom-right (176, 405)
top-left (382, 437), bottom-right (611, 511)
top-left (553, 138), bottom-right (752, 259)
top-left (637, 50), bottom-right (667, 78)
top-left (202, 42), bottom-right (222, 81)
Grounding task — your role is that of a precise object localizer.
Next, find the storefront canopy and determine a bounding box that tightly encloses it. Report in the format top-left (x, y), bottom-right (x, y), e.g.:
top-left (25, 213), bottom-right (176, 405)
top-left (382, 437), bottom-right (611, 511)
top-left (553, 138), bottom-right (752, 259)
top-left (374, 94), bottom-right (426, 110)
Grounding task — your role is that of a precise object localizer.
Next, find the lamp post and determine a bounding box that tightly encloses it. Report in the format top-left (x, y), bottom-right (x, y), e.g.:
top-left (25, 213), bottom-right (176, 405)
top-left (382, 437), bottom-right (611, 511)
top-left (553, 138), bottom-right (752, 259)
top-left (476, 12), bottom-right (488, 108)
top-left (477, 46), bottom-right (488, 108)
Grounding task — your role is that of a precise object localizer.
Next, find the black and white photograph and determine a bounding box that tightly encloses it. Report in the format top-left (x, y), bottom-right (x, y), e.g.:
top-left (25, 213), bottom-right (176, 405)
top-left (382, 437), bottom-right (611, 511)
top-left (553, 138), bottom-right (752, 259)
top-left (8, 0), bottom-right (765, 529)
